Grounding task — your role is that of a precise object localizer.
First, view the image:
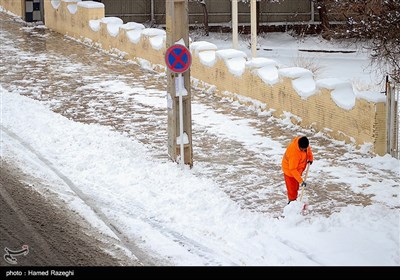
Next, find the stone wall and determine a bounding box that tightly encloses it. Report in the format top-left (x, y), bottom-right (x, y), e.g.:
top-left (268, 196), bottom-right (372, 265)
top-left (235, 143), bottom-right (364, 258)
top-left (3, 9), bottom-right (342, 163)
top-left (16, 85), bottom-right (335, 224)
top-left (1, 0), bottom-right (388, 155)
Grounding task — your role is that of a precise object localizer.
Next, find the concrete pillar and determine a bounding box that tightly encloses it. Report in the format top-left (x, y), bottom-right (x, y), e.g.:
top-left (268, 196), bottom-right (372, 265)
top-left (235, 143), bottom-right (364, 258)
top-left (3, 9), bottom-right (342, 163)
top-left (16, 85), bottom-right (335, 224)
top-left (232, 0), bottom-right (238, 49)
top-left (251, 0), bottom-right (257, 58)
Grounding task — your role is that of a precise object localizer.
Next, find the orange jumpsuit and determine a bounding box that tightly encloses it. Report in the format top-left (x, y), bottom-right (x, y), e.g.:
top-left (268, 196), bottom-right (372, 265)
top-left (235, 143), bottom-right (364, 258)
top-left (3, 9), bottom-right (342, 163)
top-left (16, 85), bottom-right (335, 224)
top-left (281, 136), bottom-right (314, 201)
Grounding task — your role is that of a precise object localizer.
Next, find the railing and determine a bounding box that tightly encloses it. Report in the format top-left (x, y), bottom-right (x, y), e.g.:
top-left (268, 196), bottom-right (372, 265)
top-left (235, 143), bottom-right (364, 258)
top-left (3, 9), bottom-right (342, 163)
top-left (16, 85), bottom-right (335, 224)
top-left (99, 0), bottom-right (337, 26)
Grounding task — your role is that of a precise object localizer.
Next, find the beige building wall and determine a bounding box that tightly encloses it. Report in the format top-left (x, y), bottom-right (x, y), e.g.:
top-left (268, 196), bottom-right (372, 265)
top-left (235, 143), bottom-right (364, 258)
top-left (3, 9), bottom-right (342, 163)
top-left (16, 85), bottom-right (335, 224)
top-left (191, 56), bottom-right (386, 154)
top-left (0, 0), bottom-right (25, 18)
top-left (3, 0), bottom-right (388, 155)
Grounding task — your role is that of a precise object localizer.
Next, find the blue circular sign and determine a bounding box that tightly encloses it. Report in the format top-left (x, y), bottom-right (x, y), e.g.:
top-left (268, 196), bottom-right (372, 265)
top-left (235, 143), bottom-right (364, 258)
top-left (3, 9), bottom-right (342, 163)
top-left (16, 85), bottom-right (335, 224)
top-left (165, 44), bottom-right (192, 73)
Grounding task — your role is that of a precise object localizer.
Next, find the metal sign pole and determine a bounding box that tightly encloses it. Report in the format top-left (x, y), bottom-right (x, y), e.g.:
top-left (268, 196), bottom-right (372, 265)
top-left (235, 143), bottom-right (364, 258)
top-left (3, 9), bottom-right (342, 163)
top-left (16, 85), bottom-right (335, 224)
top-left (177, 73), bottom-right (184, 168)
top-left (165, 44), bottom-right (191, 167)
top-left (386, 75), bottom-right (392, 154)
top-left (396, 83), bottom-right (399, 159)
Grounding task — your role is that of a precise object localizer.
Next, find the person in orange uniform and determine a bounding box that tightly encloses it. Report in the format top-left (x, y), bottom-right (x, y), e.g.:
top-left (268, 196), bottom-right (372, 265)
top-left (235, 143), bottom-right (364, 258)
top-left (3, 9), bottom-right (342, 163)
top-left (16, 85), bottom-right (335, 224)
top-left (281, 136), bottom-right (314, 204)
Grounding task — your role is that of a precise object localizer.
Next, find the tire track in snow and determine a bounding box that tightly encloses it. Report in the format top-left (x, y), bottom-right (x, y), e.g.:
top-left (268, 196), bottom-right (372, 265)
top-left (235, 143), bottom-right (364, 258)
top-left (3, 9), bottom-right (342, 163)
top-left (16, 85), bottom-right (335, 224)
top-left (0, 125), bottom-right (162, 266)
top-left (1, 125), bottom-right (240, 265)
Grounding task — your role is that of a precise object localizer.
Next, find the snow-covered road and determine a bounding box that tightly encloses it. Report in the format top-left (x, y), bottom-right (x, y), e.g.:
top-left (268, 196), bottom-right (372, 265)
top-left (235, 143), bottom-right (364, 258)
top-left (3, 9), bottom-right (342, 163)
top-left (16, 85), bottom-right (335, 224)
top-left (1, 12), bottom-right (399, 265)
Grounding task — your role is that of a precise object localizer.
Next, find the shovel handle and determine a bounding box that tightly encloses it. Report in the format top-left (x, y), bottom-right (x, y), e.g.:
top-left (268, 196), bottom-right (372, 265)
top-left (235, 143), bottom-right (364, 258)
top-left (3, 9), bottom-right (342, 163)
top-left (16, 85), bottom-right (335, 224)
top-left (303, 162), bottom-right (310, 183)
top-left (299, 163), bottom-right (310, 202)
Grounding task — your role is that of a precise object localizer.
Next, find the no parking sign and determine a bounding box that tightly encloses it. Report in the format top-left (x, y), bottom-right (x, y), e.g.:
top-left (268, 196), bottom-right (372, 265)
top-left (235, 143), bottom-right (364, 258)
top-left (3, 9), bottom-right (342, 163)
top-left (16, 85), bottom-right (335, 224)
top-left (165, 44), bottom-right (192, 73)
top-left (165, 44), bottom-right (191, 168)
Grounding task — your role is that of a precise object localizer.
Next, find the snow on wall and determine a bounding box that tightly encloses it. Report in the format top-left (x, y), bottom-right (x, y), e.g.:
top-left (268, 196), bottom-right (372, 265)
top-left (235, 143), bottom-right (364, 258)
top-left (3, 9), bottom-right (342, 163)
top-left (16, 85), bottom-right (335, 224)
top-left (89, 19), bottom-right (100, 32)
top-left (51, 0), bottom-right (61, 9)
top-left (141, 28), bottom-right (166, 50)
top-left (67, 4), bottom-right (78, 14)
top-left (126, 29), bottom-right (144, 44)
top-left (102, 17), bottom-right (123, 37)
top-left (38, 0), bottom-right (384, 109)
top-left (38, 0), bottom-right (388, 154)
top-left (77, 1), bottom-right (103, 9)
top-left (317, 78), bottom-right (355, 110)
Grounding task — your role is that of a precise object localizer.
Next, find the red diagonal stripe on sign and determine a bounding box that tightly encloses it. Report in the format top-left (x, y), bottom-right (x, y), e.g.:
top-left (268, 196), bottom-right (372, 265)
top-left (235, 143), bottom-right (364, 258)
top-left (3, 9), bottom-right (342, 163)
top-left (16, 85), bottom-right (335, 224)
top-left (171, 49), bottom-right (186, 68)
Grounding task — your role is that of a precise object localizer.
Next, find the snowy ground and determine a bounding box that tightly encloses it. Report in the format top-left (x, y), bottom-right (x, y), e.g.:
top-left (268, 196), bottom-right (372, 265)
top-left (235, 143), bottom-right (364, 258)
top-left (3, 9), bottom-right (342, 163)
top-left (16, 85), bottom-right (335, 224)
top-left (193, 31), bottom-right (385, 93)
top-left (0, 11), bottom-right (399, 266)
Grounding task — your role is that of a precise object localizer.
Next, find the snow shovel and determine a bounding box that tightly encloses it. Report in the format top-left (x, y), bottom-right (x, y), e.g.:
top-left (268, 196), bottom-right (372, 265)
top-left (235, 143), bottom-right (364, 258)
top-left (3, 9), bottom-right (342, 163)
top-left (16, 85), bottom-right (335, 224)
top-left (299, 162), bottom-right (310, 214)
